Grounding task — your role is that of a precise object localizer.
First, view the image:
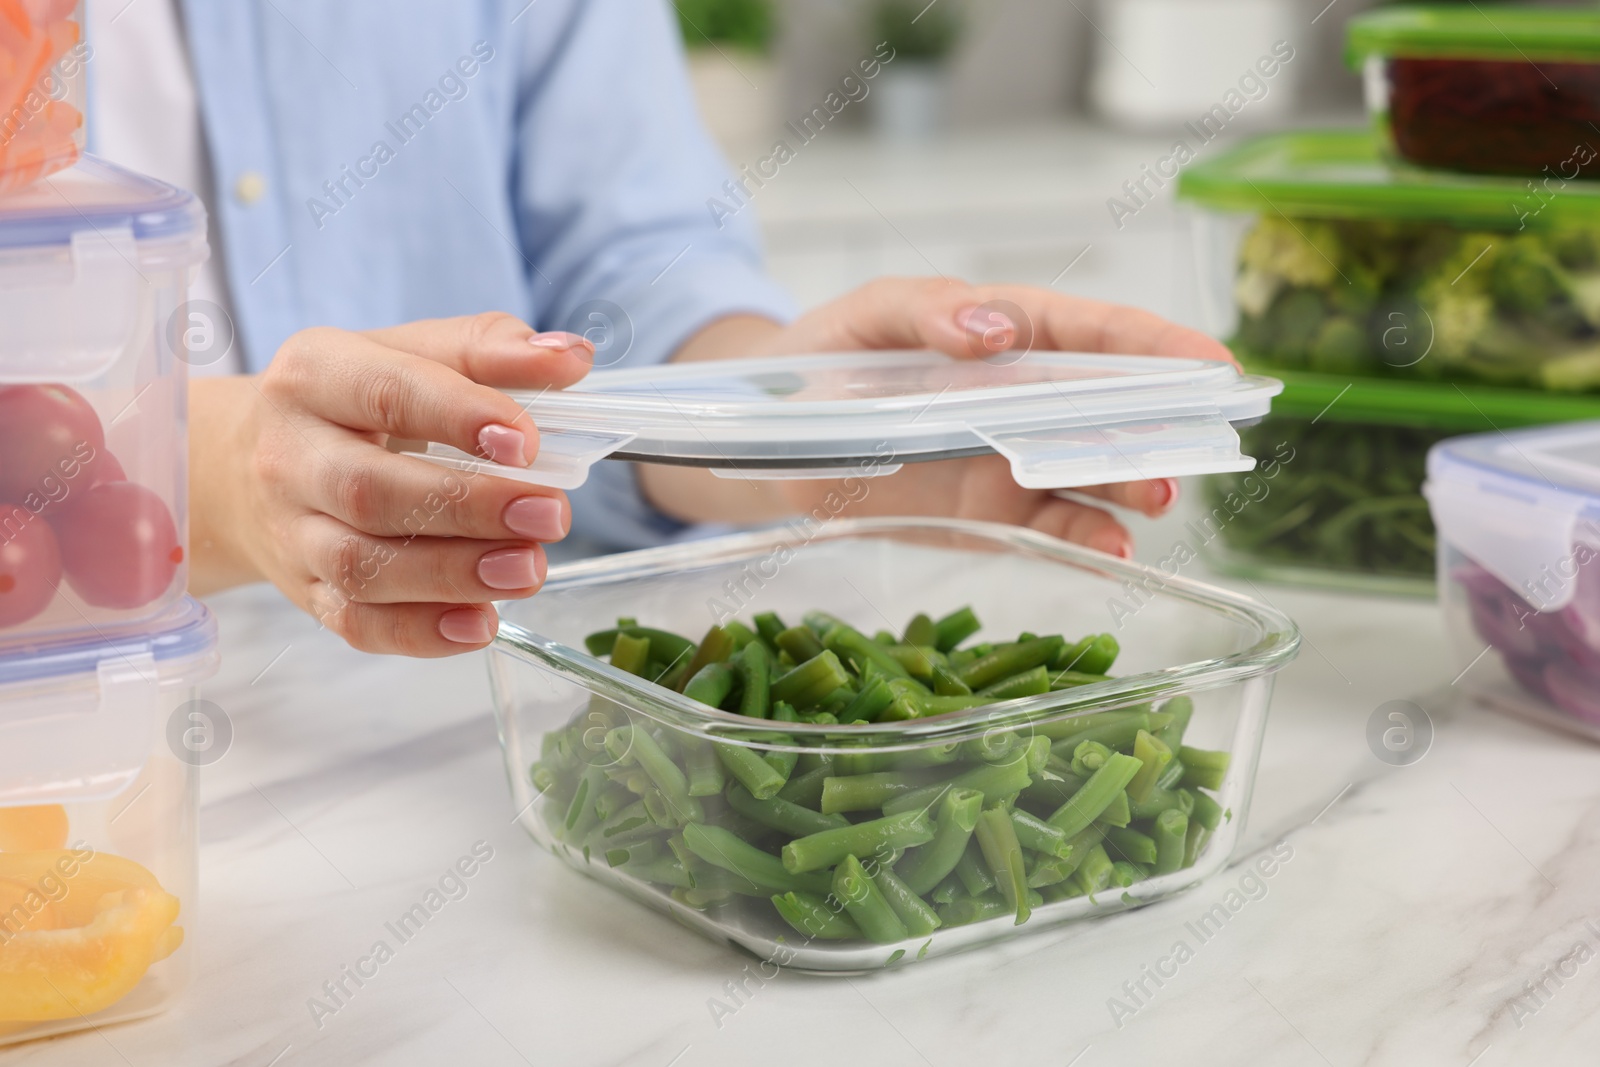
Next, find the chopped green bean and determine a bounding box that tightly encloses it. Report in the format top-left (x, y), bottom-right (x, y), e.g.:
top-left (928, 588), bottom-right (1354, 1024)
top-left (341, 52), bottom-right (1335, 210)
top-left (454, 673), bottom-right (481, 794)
top-left (1126, 730), bottom-right (1173, 805)
top-left (1103, 827), bottom-right (1158, 866)
top-left (753, 611), bottom-right (786, 648)
top-left (1009, 809), bottom-right (1075, 860)
top-left (1155, 696), bottom-right (1194, 751)
top-left (1179, 747), bottom-right (1231, 792)
top-left (938, 894), bottom-right (1011, 927)
top-left (770, 651), bottom-right (852, 709)
top-left (1095, 789), bottom-right (1132, 828)
top-left (897, 787), bottom-right (983, 894)
top-left (585, 626), bottom-right (696, 663)
top-left (735, 641), bottom-right (773, 720)
top-left (1190, 789), bottom-right (1225, 833)
top-left (932, 606), bottom-right (981, 651)
top-left (1152, 808), bottom-right (1188, 875)
top-left (772, 891), bottom-right (862, 940)
top-left (975, 808), bottom-right (1031, 925)
top-left (726, 783), bottom-right (849, 837)
top-left (775, 625), bottom-right (825, 663)
top-left (870, 863), bottom-right (941, 937)
top-left (609, 632), bottom-right (652, 676)
top-left (1072, 843), bottom-right (1114, 899)
top-left (605, 725), bottom-right (703, 826)
top-left (681, 823), bottom-right (832, 896)
top-left (978, 664), bottom-right (1052, 701)
top-left (833, 854), bottom-right (909, 943)
top-left (956, 636), bottom-right (1065, 690)
top-left (681, 736), bottom-right (726, 797)
top-left (1070, 740), bottom-right (1114, 777)
top-left (824, 623), bottom-right (913, 680)
top-left (782, 810), bottom-right (935, 874)
top-left (714, 742), bottom-right (786, 800)
top-left (904, 612), bottom-right (938, 649)
top-left (1047, 753), bottom-right (1142, 838)
top-left (1183, 819), bottom-right (1210, 869)
top-left (954, 842), bottom-right (997, 896)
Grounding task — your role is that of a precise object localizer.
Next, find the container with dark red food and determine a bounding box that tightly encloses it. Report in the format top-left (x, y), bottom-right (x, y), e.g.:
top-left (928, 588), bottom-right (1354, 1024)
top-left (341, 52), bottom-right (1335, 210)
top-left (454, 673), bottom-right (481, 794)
top-left (1427, 421), bottom-right (1600, 739)
top-left (1348, 6), bottom-right (1600, 180)
top-left (0, 157), bottom-right (207, 647)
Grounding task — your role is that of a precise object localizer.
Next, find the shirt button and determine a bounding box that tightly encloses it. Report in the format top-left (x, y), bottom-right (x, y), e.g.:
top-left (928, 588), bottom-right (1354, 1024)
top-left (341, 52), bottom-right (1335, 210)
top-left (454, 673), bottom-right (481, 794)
top-left (234, 171), bottom-right (267, 205)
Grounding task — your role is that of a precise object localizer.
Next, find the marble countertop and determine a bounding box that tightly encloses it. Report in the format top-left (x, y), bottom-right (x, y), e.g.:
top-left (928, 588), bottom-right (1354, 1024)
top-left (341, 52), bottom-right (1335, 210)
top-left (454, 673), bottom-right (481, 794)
top-left (13, 515), bottom-right (1600, 1067)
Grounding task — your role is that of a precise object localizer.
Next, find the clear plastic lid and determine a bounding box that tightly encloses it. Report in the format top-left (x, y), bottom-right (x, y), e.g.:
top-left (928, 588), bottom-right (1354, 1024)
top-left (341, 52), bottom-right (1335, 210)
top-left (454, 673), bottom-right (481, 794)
top-left (408, 351), bottom-right (1282, 490)
top-left (1426, 422), bottom-right (1600, 611)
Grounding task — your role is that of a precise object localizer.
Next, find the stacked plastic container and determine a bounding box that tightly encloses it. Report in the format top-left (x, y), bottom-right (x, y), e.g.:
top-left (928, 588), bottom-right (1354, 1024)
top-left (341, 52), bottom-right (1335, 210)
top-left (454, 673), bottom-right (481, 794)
top-left (0, 48), bottom-right (216, 1037)
top-left (1174, 5), bottom-right (1600, 594)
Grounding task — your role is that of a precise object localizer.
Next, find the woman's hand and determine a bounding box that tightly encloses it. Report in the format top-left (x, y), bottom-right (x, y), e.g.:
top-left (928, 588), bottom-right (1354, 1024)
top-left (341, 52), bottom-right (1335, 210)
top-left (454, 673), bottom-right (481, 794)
top-left (645, 277), bottom-right (1233, 556)
top-left (190, 313), bottom-right (592, 656)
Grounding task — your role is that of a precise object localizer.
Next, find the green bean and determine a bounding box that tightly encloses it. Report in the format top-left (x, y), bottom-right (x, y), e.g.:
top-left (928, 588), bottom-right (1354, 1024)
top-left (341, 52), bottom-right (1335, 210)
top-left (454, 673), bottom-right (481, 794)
top-left (1130, 785), bottom-right (1194, 820)
top-left (884, 644), bottom-right (940, 679)
top-left (674, 885), bottom-right (734, 909)
top-left (681, 823), bottom-right (831, 896)
top-left (776, 763), bottom-right (833, 808)
top-left (530, 761), bottom-right (559, 796)
top-left (682, 627), bottom-right (737, 686)
top-left (1156, 696), bottom-right (1194, 751)
top-left (622, 854), bottom-right (694, 889)
top-left (592, 800), bottom-right (660, 845)
top-left (961, 731), bottom-right (1018, 763)
top-left (772, 891), bottom-right (863, 940)
top-left (765, 701), bottom-right (801, 779)
top-left (870, 863), bottom-right (941, 937)
top-left (881, 751), bottom-right (1032, 816)
top-left (776, 625), bottom-right (826, 664)
top-left (585, 626), bottom-right (696, 663)
top-left (714, 742), bottom-right (786, 800)
top-left (931, 662), bottom-right (973, 696)
top-left (1183, 819), bottom-right (1210, 869)
top-left (1104, 827), bottom-right (1158, 866)
top-left (930, 874), bottom-right (963, 905)
top-left (840, 677), bottom-right (894, 723)
top-left (956, 636), bottom-right (1065, 690)
top-left (1053, 633), bottom-right (1119, 675)
top-left (897, 787), bottom-right (983, 894)
top-left (1047, 753), bottom-right (1142, 838)
top-left (895, 742), bottom-right (963, 769)
top-left (976, 808), bottom-right (1031, 925)
top-left (1070, 740), bottom-right (1114, 777)
top-left (1156, 757), bottom-right (1186, 792)
top-left (1048, 670), bottom-right (1112, 690)
top-left (1025, 852), bottom-right (1077, 888)
top-left (723, 621), bottom-right (757, 650)
top-left (605, 725), bottom-right (703, 826)
top-left (1009, 809), bottom-right (1075, 860)
top-left (933, 606), bottom-right (982, 651)
top-left (824, 623), bottom-right (913, 680)
top-left (1039, 708), bottom-right (1150, 744)
top-left (1126, 730), bottom-right (1173, 804)
top-left (819, 769), bottom-right (943, 815)
top-left (1153, 808), bottom-right (1188, 875)
top-left (833, 854), bottom-right (909, 944)
top-left (938, 894), bottom-right (1012, 927)
top-left (1019, 769), bottom-right (1087, 811)
top-left (770, 651), bottom-right (852, 709)
top-left (873, 629), bottom-right (897, 645)
top-left (604, 838), bottom-right (662, 867)
top-left (609, 632), bottom-right (652, 676)
top-left (1072, 843), bottom-right (1114, 899)
top-left (725, 783), bottom-right (849, 837)
top-left (1110, 861), bottom-right (1146, 888)
top-left (681, 737), bottom-right (726, 798)
top-left (735, 641), bottom-right (773, 720)
top-left (904, 612), bottom-right (938, 649)
top-left (954, 842), bottom-right (997, 896)
top-left (1179, 747), bottom-right (1231, 792)
top-left (563, 765), bottom-right (605, 841)
top-left (1096, 789), bottom-right (1132, 828)
top-left (1190, 789), bottom-right (1225, 832)
top-left (978, 664), bottom-right (1051, 701)
top-left (592, 784), bottom-right (635, 822)
top-left (781, 810), bottom-right (935, 874)
top-left (753, 611), bottom-right (786, 649)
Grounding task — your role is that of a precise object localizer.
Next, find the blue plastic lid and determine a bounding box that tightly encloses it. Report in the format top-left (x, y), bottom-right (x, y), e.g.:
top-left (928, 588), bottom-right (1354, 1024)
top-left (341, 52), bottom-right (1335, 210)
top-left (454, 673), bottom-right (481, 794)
top-left (1426, 422), bottom-right (1600, 610)
top-left (0, 154), bottom-right (204, 251)
top-left (0, 597), bottom-right (218, 689)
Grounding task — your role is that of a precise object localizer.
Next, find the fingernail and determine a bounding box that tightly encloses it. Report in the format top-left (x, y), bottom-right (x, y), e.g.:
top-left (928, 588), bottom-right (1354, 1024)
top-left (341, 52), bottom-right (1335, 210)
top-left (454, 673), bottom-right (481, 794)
top-left (478, 424), bottom-right (529, 466)
top-left (530, 332), bottom-right (592, 350)
top-left (439, 608), bottom-right (493, 644)
top-left (504, 496), bottom-right (567, 540)
top-left (478, 547), bottom-right (543, 591)
top-left (1090, 528), bottom-right (1134, 560)
top-left (956, 305), bottom-right (1016, 346)
top-left (1153, 478), bottom-right (1180, 512)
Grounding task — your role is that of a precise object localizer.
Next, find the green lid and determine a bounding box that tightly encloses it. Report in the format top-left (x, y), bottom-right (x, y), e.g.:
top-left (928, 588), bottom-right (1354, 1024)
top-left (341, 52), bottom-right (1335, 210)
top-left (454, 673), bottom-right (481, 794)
top-left (1176, 128), bottom-right (1600, 228)
top-left (1346, 5), bottom-right (1600, 66)
top-left (1250, 365), bottom-right (1600, 432)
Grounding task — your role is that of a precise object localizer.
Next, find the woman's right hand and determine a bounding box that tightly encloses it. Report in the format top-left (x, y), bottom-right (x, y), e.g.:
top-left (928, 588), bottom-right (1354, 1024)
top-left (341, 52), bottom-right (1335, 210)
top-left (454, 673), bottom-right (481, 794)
top-left (190, 313), bottom-right (593, 657)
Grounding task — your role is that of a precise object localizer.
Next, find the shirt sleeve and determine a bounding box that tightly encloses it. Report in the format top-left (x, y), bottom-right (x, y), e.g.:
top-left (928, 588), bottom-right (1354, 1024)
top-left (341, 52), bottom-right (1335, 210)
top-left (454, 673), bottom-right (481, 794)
top-left (512, 0), bottom-right (797, 551)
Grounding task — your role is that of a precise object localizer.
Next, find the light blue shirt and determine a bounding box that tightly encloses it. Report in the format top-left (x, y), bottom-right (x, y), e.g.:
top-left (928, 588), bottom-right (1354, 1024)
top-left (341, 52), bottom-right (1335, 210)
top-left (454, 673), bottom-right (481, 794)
top-left (171, 0), bottom-right (797, 549)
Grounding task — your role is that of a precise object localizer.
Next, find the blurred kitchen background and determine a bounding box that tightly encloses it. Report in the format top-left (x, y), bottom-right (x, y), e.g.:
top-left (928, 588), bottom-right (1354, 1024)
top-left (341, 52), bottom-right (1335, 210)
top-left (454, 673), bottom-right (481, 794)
top-left (673, 0), bottom-right (1375, 329)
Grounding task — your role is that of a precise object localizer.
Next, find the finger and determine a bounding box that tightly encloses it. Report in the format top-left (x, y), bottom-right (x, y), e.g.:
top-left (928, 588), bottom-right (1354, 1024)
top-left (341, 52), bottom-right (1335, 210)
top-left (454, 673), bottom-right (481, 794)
top-left (362, 312), bottom-right (595, 390)
top-left (770, 277), bottom-right (1009, 359)
top-left (271, 328), bottom-right (546, 465)
top-left (1069, 477), bottom-right (1180, 518)
top-left (312, 597), bottom-right (499, 657)
top-left (977, 285), bottom-right (1237, 365)
top-left (299, 515), bottom-right (547, 605)
top-left (1024, 497), bottom-right (1132, 559)
top-left (303, 438), bottom-right (570, 541)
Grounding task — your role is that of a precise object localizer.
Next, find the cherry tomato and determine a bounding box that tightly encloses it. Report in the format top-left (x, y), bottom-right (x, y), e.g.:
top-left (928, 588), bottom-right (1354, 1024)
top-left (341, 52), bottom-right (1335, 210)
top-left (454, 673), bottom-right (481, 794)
top-left (0, 385), bottom-right (106, 504)
top-left (52, 482), bottom-right (181, 610)
top-left (0, 504), bottom-right (62, 628)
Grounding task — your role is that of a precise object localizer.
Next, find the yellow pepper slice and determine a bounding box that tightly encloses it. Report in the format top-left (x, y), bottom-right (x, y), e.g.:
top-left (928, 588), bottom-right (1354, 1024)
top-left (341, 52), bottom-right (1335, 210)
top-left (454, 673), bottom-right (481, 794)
top-left (0, 806), bottom-right (68, 852)
top-left (0, 850), bottom-right (182, 1023)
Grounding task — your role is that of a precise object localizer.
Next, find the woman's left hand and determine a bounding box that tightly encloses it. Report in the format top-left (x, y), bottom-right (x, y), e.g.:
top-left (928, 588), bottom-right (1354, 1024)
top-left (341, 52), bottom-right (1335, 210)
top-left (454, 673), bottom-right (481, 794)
top-left (643, 277), bottom-right (1234, 557)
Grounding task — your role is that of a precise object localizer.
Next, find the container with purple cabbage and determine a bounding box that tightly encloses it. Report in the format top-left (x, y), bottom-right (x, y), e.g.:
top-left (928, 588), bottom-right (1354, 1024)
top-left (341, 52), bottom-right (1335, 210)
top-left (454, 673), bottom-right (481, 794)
top-left (1427, 424), bottom-right (1600, 736)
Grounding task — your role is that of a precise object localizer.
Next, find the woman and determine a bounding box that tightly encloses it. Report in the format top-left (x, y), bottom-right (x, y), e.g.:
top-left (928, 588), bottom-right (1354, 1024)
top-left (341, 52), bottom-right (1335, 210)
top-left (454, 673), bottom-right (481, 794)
top-left (90, 0), bottom-right (1226, 656)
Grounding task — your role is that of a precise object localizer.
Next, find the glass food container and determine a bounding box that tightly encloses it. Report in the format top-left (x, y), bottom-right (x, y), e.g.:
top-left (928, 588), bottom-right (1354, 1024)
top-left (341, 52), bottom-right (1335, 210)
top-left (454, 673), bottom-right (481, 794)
top-left (489, 519), bottom-right (1300, 972)
top-left (1177, 128), bottom-right (1600, 393)
top-left (0, 0), bottom-right (85, 194)
top-left (0, 156), bottom-right (207, 648)
top-left (1346, 6), bottom-right (1600, 179)
top-left (1199, 374), bottom-right (1600, 594)
top-left (0, 597), bottom-right (218, 1044)
top-left (1427, 422), bottom-right (1600, 740)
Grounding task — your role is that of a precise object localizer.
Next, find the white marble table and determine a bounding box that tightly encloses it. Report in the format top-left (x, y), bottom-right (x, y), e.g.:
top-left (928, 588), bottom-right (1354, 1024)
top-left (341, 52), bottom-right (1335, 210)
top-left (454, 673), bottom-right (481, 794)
top-left (13, 508), bottom-right (1600, 1067)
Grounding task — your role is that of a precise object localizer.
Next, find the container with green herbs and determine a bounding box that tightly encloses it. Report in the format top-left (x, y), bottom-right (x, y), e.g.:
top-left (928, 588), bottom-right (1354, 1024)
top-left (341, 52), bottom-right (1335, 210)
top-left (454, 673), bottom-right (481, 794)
top-left (488, 519), bottom-right (1298, 971)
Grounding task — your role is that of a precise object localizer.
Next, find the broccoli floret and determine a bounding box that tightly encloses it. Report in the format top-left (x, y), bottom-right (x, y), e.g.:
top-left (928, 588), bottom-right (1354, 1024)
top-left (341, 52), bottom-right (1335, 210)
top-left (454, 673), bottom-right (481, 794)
top-left (1548, 228), bottom-right (1600, 272)
top-left (1490, 239), bottom-right (1573, 314)
top-left (1239, 215), bottom-right (1344, 289)
top-left (1308, 317), bottom-right (1368, 374)
top-left (1262, 287), bottom-right (1326, 363)
top-left (1412, 237), bottom-right (1499, 363)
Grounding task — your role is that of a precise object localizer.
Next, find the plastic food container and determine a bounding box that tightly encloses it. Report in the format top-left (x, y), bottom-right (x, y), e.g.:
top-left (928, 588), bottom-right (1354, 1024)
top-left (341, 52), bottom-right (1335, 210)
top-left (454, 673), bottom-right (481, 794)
top-left (1347, 6), bottom-right (1600, 179)
top-left (1177, 128), bottom-right (1600, 393)
top-left (408, 350), bottom-right (1282, 490)
top-left (488, 518), bottom-right (1299, 971)
top-left (0, 597), bottom-right (217, 1044)
top-left (1200, 374), bottom-right (1600, 593)
top-left (0, 0), bottom-right (85, 194)
top-left (1427, 422), bottom-right (1600, 739)
top-left (0, 156), bottom-right (207, 648)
